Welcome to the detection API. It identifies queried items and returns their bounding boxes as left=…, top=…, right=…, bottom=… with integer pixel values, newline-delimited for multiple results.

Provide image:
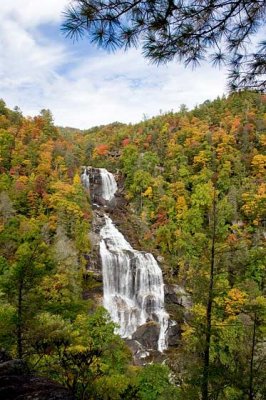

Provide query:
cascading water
left=81, top=167, right=90, bottom=188
left=86, top=167, right=169, bottom=352
left=98, top=168, right=117, bottom=201
left=100, top=216, right=169, bottom=351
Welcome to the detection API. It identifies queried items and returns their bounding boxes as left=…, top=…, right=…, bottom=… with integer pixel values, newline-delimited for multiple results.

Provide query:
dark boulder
left=132, top=321, right=160, bottom=350
left=0, top=357, right=74, bottom=400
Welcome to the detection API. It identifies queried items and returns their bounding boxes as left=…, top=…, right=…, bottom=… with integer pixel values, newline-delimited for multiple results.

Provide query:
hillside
left=0, top=92, right=265, bottom=399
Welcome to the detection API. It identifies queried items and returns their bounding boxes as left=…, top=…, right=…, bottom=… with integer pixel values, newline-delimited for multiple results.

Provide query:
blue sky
left=0, top=0, right=232, bottom=128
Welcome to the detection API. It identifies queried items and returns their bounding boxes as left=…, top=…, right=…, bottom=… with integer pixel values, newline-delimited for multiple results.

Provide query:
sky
left=0, top=0, right=231, bottom=129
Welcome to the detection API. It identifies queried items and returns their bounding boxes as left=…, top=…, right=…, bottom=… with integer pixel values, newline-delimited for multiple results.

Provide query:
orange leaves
left=34, top=175, right=47, bottom=196
left=226, top=233, right=238, bottom=245
left=94, top=144, right=109, bottom=156
left=146, top=134, right=152, bottom=143
left=225, top=288, right=247, bottom=316
left=230, top=116, right=241, bottom=134
left=122, top=138, right=130, bottom=147
left=14, top=176, right=28, bottom=191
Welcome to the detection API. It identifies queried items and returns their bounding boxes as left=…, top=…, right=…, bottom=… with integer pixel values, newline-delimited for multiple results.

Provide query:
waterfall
left=100, top=216, right=169, bottom=351
left=85, top=167, right=169, bottom=352
left=98, top=168, right=117, bottom=201
left=81, top=167, right=90, bottom=188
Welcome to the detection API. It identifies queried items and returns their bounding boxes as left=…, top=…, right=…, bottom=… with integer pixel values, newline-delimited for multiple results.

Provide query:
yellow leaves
left=251, top=154, right=266, bottom=177
left=259, top=133, right=266, bottom=147
left=166, top=139, right=182, bottom=158
left=73, top=173, right=81, bottom=185
left=175, top=196, right=188, bottom=219
left=68, top=344, right=87, bottom=353
left=51, top=181, right=74, bottom=195
left=182, top=324, right=195, bottom=341
left=191, top=303, right=206, bottom=321
left=142, top=186, right=153, bottom=198
left=249, top=295, right=266, bottom=313
left=193, top=150, right=210, bottom=167
left=54, top=156, right=68, bottom=177
left=160, top=122, right=169, bottom=135
left=242, top=183, right=266, bottom=223
left=225, top=288, right=247, bottom=316
left=48, top=215, right=58, bottom=232
left=169, top=181, right=186, bottom=197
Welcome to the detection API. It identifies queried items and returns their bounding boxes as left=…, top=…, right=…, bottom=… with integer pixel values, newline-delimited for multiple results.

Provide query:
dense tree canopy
left=81, top=91, right=266, bottom=399
left=0, top=92, right=265, bottom=399
left=62, top=0, right=266, bottom=90
left=0, top=100, right=181, bottom=399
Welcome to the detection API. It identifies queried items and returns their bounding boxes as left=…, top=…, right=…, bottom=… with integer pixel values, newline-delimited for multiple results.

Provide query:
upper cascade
left=98, top=168, right=117, bottom=201
left=81, top=167, right=90, bottom=189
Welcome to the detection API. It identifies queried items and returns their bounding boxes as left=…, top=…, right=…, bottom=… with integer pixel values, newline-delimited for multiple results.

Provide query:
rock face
left=164, top=284, right=192, bottom=347
left=0, top=355, right=74, bottom=400
left=167, top=321, right=182, bottom=347
left=165, top=284, right=192, bottom=309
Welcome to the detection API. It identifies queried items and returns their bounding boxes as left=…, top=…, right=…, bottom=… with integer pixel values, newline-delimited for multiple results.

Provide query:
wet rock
left=125, top=340, right=150, bottom=365
left=132, top=321, right=160, bottom=350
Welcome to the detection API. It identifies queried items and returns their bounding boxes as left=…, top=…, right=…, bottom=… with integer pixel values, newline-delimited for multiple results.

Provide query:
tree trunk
left=248, top=313, right=257, bottom=400
left=17, top=279, right=23, bottom=359
left=201, top=192, right=216, bottom=400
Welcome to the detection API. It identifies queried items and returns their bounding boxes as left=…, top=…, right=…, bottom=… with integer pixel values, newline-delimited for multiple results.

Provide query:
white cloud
left=0, top=0, right=228, bottom=129
left=1, top=0, right=68, bottom=27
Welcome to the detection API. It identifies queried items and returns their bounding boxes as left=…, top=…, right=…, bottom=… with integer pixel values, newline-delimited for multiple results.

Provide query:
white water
left=100, top=216, right=169, bottom=351
left=81, top=167, right=90, bottom=188
left=99, top=168, right=117, bottom=201
left=85, top=167, right=169, bottom=352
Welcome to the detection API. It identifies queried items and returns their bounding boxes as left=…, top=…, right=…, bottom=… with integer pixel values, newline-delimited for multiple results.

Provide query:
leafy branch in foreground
left=62, top=0, right=266, bottom=91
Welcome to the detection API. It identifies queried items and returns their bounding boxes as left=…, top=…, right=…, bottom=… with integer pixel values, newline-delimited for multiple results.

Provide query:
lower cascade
left=83, top=166, right=169, bottom=352
left=100, top=216, right=169, bottom=352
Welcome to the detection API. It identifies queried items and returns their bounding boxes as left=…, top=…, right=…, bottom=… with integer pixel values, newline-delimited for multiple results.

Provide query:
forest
left=0, top=91, right=265, bottom=400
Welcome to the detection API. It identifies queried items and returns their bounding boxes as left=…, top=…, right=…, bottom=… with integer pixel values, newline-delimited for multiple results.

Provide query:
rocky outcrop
left=0, top=354, right=74, bottom=400
left=165, top=284, right=192, bottom=310
left=167, top=321, right=182, bottom=347
left=164, top=284, right=192, bottom=347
